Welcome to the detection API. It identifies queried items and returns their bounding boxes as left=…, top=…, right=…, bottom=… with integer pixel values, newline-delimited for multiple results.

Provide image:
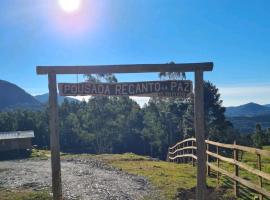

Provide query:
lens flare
left=58, top=0, right=81, bottom=13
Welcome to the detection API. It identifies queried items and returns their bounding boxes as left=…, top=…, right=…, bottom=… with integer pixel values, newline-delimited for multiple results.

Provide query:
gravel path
left=0, top=157, right=153, bottom=200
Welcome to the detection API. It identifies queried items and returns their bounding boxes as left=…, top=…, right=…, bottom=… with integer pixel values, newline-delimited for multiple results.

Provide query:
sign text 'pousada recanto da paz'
left=58, top=80, right=193, bottom=98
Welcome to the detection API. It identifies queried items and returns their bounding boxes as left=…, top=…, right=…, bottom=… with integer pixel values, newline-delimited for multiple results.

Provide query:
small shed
left=0, top=130, right=35, bottom=152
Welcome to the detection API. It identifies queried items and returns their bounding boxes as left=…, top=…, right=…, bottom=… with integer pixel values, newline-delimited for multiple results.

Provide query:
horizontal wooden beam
left=36, top=62, right=213, bottom=75
left=169, top=154, right=198, bottom=161
left=208, top=162, right=270, bottom=198
left=207, top=151, right=270, bottom=181
left=169, top=137, right=196, bottom=150
left=169, top=146, right=197, bottom=155
left=206, top=140, right=270, bottom=157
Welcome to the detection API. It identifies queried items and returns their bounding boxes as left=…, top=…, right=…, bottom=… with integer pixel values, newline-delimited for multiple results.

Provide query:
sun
left=58, top=0, right=81, bottom=13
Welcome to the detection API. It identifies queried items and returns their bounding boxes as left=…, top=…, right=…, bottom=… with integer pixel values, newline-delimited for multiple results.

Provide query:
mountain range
left=225, top=102, right=270, bottom=117
left=0, top=80, right=42, bottom=111
left=0, top=80, right=78, bottom=111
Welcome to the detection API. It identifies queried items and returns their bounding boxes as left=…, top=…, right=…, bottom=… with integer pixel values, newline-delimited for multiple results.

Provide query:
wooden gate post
left=48, top=73, right=62, bottom=200
left=194, top=70, right=207, bottom=200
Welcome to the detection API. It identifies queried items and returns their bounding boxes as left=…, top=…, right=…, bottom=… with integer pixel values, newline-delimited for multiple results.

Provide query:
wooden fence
left=168, top=138, right=270, bottom=199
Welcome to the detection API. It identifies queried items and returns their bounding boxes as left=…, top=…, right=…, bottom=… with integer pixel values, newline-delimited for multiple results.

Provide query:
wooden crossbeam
left=36, top=62, right=213, bottom=75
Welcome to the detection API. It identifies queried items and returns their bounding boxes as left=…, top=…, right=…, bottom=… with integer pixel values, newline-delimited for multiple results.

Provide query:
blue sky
left=0, top=0, right=270, bottom=106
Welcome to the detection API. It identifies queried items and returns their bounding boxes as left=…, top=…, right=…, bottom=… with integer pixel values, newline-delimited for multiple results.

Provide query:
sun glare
left=58, top=0, right=81, bottom=13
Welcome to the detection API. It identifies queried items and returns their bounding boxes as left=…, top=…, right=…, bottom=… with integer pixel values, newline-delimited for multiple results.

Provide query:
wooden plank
left=48, top=73, right=62, bottom=200
left=208, top=162, right=270, bottom=198
left=236, top=146, right=270, bottom=158
left=206, top=151, right=270, bottom=181
left=194, top=70, right=206, bottom=200
left=36, top=62, right=214, bottom=75
left=205, top=140, right=234, bottom=149
left=206, top=140, right=270, bottom=157
left=58, top=80, right=193, bottom=97
left=169, top=137, right=196, bottom=150
left=168, top=146, right=197, bottom=155
left=168, top=154, right=198, bottom=161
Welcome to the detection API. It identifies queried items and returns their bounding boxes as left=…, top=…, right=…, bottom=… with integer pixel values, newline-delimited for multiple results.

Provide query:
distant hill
left=0, top=80, right=42, bottom=111
left=35, top=93, right=80, bottom=104
left=225, top=102, right=270, bottom=117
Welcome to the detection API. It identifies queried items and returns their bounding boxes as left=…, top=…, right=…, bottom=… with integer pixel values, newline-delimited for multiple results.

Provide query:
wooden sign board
left=58, top=80, right=193, bottom=98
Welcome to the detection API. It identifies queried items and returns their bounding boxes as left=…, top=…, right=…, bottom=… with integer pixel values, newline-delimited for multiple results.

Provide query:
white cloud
left=73, top=96, right=91, bottom=102
left=129, top=97, right=150, bottom=107
left=72, top=96, right=150, bottom=107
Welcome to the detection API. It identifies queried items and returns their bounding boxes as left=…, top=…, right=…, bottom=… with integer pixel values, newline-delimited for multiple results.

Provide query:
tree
left=159, top=62, right=186, bottom=80
left=267, top=128, right=270, bottom=144
left=142, top=102, right=168, bottom=158
left=84, top=73, right=117, bottom=83
left=252, top=123, right=264, bottom=148
left=203, top=81, right=234, bottom=142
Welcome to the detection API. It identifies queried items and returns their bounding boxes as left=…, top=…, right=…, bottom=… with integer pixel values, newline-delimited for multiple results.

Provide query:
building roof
left=0, top=130, right=35, bottom=140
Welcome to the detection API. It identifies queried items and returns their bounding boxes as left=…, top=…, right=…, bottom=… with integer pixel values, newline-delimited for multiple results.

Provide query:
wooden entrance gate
left=36, top=62, right=213, bottom=200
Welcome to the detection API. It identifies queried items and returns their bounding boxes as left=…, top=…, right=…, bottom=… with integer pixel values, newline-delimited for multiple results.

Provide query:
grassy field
left=0, top=188, right=50, bottom=200
left=2, top=147, right=270, bottom=199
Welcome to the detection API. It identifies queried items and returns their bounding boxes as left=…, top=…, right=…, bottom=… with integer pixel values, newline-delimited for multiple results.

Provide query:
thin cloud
left=219, top=84, right=270, bottom=106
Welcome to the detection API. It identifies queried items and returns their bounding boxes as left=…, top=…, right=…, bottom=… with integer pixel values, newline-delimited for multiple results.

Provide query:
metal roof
left=0, top=130, right=35, bottom=140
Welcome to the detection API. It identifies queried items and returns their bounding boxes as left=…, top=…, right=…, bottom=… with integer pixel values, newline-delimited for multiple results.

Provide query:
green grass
left=87, top=153, right=235, bottom=199
left=0, top=188, right=51, bottom=200
left=30, top=149, right=51, bottom=160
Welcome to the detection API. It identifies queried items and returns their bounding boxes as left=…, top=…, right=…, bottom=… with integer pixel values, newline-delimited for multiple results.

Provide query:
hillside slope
left=0, top=80, right=42, bottom=111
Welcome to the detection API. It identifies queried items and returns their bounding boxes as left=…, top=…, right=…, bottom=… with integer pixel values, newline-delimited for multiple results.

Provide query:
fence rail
left=168, top=138, right=270, bottom=199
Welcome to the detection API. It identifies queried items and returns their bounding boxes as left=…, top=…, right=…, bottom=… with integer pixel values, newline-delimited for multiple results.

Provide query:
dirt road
left=0, top=157, right=153, bottom=200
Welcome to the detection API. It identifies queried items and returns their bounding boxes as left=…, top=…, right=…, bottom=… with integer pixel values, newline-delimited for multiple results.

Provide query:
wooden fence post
left=207, top=140, right=210, bottom=176
left=233, top=141, right=239, bottom=197
left=216, top=146, right=220, bottom=185
left=257, top=154, right=263, bottom=200
left=192, top=139, right=195, bottom=167
left=166, top=147, right=170, bottom=162
left=48, top=73, right=62, bottom=200
left=194, top=70, right=207, bottom=200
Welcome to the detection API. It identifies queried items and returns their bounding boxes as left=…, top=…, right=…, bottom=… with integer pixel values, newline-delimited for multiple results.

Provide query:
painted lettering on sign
left=58, top=80, right=193, bottom=98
